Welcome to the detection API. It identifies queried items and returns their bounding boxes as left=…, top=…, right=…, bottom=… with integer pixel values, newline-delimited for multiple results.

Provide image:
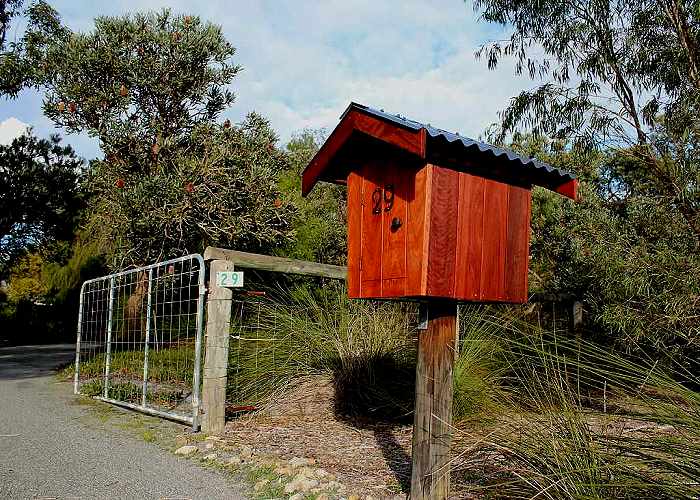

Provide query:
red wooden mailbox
left=302, top=103, right=577, bottom=302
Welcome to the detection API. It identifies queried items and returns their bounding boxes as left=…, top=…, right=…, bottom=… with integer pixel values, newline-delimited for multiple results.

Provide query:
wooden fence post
left=411, top=300, right=457, bottom=500
left=202, top=259, right=235, bottom=434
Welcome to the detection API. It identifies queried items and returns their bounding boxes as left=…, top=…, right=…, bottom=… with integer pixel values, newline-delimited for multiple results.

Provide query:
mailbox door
left=358, top=159, right=409, bottom=297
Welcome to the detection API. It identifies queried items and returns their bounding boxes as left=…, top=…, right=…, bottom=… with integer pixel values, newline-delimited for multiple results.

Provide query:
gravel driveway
left=0, top=344, right=245, bottom=499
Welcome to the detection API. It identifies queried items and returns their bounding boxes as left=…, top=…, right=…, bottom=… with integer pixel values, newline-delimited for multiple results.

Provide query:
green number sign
left=216, top=271, right=244, bottom=288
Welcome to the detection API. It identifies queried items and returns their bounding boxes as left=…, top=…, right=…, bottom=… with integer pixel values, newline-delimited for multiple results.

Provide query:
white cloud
left=0, top=117, right=30, bottom=145
left=18, top=0, right=531, bottom=156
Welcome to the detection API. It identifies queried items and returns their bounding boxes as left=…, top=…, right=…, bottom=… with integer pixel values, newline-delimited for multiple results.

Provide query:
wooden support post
left=411, top=301, right=457, bottom=500
left=202, top=260, right=235, bottom=434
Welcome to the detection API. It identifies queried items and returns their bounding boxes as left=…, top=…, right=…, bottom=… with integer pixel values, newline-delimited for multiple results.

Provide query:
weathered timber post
left=202, top=259, right=235, bottom=434
left=411, top=301, right=457, bottom=500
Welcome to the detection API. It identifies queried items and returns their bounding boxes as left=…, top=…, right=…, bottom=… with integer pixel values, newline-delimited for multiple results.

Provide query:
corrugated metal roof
left=343, top=102, right=576, bottom=182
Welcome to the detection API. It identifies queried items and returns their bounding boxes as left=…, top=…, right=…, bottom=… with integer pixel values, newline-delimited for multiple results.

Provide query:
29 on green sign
left=216, top=271, right=244, bottom=288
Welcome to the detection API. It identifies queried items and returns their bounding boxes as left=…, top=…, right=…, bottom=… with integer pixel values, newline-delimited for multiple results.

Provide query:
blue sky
left=0, top=0, right=534, bottom=161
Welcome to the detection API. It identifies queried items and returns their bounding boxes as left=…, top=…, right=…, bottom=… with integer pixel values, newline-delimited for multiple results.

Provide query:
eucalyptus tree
left=473, top=0, right=700, bottom=237
left=472, top=0, right=700, bottom=353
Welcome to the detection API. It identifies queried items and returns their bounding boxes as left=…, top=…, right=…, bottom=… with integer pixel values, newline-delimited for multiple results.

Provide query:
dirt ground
left=222, top=375, right=415, bottom=498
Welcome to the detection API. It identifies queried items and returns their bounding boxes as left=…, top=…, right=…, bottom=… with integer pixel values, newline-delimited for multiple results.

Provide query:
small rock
left=227, top=456, right=242, bottom=466
left=240, top=445, right=253, bottom=459
left=203, top=453, right=218, bottom=460
left=289, top=456, right=311, bottom=468
left=204, top=442, right=215, bottom=450
left=174, top=445, right=198, bottom=456
left=315, top=468, right=329, bottom=478
left=253, top=479, right=269, bottom=492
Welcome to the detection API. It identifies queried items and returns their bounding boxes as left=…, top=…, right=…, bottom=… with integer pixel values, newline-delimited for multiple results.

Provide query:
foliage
left=5, top=252, right=46, bottom=302
left=472, top=0, right=700, bottom=240
left=5, top=6, right=294, bottom=268
left=87, top=115, right=296, bottom=267
left=501, top=136, right=700, bottom=354
left=453, top=318, right=700, bottom=498
left=226, top=283, right=417, bottom=419
left=279, top=129, right=347, bottom=265
left=0, top=132, right=84, bottom=275
left=0, top=0, right=23, bottom=50
left=0, top=0, right=67, bottom=96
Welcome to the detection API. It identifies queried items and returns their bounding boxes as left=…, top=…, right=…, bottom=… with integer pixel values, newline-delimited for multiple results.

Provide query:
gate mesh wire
left=75, top=256, right=203, bottom=420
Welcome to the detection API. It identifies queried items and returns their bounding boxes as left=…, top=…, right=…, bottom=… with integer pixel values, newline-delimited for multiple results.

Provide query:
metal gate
left=73, top=254, right=205, bottom=430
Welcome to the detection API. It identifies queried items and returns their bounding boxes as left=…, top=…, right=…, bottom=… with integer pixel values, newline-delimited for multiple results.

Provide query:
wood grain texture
left=202, top=260, right=235, bottom=434
left=479, top=179, right=508, bottom=300
left=425, top=165, right=459, bottom=297
left=504, top=185, right=531, bottom=302
left=407, top=165, right=428, bottom=296
left=301, top=113, right=356, bottom=196
left=381, top=160, right=408, bottom=281
left=554, top=178, right=578, bottom=200
left=203, top=247, right=346, bottom=279
left=353, top=111, right=425, bottom=158
left=347, top=171, right=362, bottom=298
left=466, top=175, right=486, bottom=300
left=411, top=301, right=456, bottom=499
left=360, top=161, right=384, bottom=296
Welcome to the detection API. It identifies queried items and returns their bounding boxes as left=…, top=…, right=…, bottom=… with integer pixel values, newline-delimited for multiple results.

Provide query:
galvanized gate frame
left=73, top=254, right=206, bottom=430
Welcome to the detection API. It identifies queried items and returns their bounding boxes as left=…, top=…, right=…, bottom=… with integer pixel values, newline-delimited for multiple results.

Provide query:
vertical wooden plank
left=465, top=176, right=485, bottom=300
left=407, top=164, right=428, bottom=296
left=381, top=159, right=408, bottom=296
left=202, top=260, right=234, bottom=434
left=360, top=161, right=383, bottom=297
left=347, top=171, right=362, bottom=299
left=504, top=185, right=531, bottom=303
left=454, top=173, right=469, bottom=298
left=426, top=165, right=459, bottom=298
left=411, top=300, right=456, bottom=500
left=480, top=180, right=508, bottom=301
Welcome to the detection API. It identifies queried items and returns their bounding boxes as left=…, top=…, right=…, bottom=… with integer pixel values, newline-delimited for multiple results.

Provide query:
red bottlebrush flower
left=273, top=198, right=282, bottom=208
left=151, top=143, right=160, bottom=155
left=119, top=84, right=128, bottom=97
left=185, top=182, right=194, bottom=193
left=223, top=119, right=231, bottom=129
left=115, top=178, right=125, bottom=189
left=68, top=102, right=77, bottom=113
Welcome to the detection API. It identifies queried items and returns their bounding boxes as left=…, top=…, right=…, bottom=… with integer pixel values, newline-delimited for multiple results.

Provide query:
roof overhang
left=302, top=102, right=577, bottom=200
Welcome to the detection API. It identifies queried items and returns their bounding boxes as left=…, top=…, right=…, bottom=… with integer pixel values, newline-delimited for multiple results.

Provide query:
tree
left=87, top=114, right=296, bottom=268
left=0, top=1, right=67, bottom=97
left=279, top=129, right=347, bottom=265
left=0, top=132, right=83, bottom=275
left=473, top=0, right=700, bottom=239
left=6, top=6, right=295, bottom=268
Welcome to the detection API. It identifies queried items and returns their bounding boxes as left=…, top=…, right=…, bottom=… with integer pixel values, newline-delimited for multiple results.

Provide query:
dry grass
left=223, top=375, right=414, bottom=497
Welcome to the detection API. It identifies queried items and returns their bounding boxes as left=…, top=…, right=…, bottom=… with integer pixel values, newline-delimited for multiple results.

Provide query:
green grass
left=68, top=345, right=195, bottom=384
left=450, top=315, right=700, bottom=499
left=227, top=284, right=417, bottom=419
